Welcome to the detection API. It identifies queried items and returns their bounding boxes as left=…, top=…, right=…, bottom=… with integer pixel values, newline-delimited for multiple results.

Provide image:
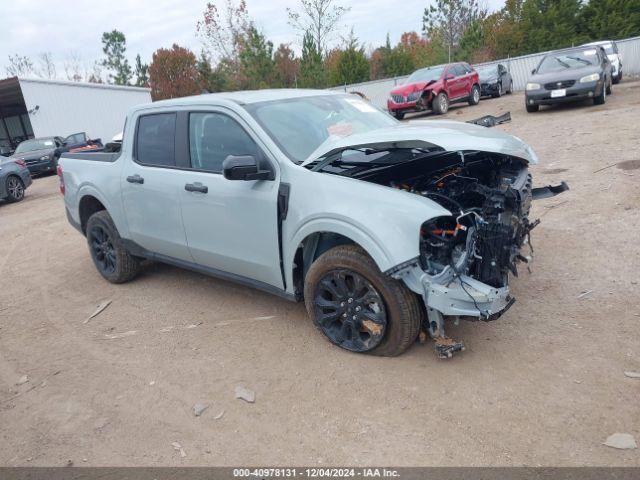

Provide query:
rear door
left=178, top=109, right=283, bottom=288
left=121, top=112, right=193, bottom=261
left=448, top=65, right=466, bottom=99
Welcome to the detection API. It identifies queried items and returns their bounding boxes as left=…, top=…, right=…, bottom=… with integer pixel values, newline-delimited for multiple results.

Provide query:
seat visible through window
left=190, top=113, right=259, bottom=173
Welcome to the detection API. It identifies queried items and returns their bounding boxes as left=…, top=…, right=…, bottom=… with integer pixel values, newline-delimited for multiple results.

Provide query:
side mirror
left=223, top=155, right=272, bottom=181
left=531, top=69, right=536, bottom=74
left=445, top=74, right=455, bottom=80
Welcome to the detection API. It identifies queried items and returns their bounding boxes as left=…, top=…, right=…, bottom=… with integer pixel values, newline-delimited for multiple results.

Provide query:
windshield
left=537, top=49, right=599, bottom=73
left=476, top=65, right=497, bottom=77
left=14, top=138, right=55, bottom=154
left=244, top=94, right=397, bottom=163
left=405, top=66, right=445, bottom=84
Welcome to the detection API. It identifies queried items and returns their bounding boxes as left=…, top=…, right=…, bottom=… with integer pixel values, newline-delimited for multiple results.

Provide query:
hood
left=301, top=119, right=538, bottom=166
left=11, top=147, right=56, bottom=161
left=390, top=80, right=438, bottom=96
left=531, top=65, right=601, bottom=83
left=479, top=71, right=498, bottom=82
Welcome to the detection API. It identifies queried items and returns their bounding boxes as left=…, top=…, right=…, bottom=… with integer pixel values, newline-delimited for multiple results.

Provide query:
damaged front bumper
left=391, top=262, right=513, bottom=320
left=389, top=261, right=516, bottom=358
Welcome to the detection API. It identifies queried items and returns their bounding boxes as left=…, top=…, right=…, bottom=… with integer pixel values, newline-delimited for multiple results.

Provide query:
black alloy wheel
left=313, top=269, right=387, bottom=352
left=88, top=224, right=117, bottom=275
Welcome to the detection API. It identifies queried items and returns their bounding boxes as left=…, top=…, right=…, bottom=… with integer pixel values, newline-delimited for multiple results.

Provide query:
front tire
left=304, top=245, right=421, bottom=357
left=86, top=210, right=140, bottom=283
left=5, top=175, right=25, bottom=203
left=492, top=82, right=503, bottom=98
left=432, top=92, right=449, bottom=115
left=468, top=85, right=480, bottom=105
left=526, top=103, right=539, bottom=113
left=393, top=111, right=405, bottom=120
left=613, top=70, right=621, bottom=84
left=594, top=83, right=606, bottom=105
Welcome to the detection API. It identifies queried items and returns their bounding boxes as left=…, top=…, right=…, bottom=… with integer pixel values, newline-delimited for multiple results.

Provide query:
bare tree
left=64, top=51, right=84, bottom=82
left=36, top=52, right=57, bottom=79
left=287, top=0, right=350, bottom=55
left=196, top=0, right=251, bottom=69
left=5, top=54, right=35, bottom=77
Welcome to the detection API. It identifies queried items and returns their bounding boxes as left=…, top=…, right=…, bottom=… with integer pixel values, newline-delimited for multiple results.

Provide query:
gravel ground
left=1, top=81, right=639, bottom=467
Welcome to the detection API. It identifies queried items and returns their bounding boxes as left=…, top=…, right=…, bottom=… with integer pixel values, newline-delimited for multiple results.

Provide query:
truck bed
left=61, top=152, right=120, bottom=163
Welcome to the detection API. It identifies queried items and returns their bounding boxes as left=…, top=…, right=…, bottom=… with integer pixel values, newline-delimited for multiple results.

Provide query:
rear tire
left=86, top=210, right=140, bottom=283
left=432, top=92, right=449, bottom=115
left=5, top=175, right=25, bottom=203
left=526, top=103, right=539, bottom=113
left=468, top=85, right=480, bottom=105
left=304, top=244, right=422, bottom=357
left=507, top=80, right=513, bottom=94
left=606, top=77, right=612, bottom=95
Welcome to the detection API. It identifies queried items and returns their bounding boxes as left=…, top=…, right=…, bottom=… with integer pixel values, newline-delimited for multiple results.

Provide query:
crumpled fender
left=281, top=166, right=451, bottom=293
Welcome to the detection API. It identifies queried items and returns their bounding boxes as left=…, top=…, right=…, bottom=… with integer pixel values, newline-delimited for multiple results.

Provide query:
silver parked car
left=59, top=90, right=566, bottom=358
left=0, top=156, right=32, bottom=203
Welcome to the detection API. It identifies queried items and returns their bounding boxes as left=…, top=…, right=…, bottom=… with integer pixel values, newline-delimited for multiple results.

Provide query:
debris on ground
left=624, top=371, right=640, bottom=379
left=235, top=386, right=255, bottom=403
left=16, top=375, right=29, bottom=385
left=593, top=163, right=618, bottom=173
left=171, top=441, right=187, bottom=457
left=103, top=330, right=137, bottom=339
left=149, top=380, right=156, bottom=386
left=577, top=290, right=593, bottom=299
left=193, top=403, right=209, bottom=417
left=603, top=433, right=637, bottom=450
left=84, top=300, right=112, bottom=324
left=214, top=410, right=225, bottom=420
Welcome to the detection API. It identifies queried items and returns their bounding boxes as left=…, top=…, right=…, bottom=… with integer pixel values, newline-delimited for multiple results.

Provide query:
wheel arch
left=78, top=194, right=107, bottom=234
left=287, top=223, right=393, bottom=300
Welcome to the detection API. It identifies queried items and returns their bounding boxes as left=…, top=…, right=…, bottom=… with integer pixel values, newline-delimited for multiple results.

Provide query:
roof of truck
left=150, top=88, right=340, bottom=108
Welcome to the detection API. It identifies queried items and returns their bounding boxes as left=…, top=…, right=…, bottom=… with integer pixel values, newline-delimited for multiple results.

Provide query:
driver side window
left=189, top=112, right=260, bottom=174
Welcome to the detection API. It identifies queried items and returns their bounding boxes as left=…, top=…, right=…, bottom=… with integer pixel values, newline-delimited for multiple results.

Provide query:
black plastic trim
left=277, top=183, right=291, bottom=290
left=120, top=239, right=298, bottom=302
left=532, top=181, right=569, bottom=200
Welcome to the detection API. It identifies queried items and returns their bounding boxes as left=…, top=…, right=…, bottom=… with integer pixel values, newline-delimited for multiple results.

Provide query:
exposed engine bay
left=309, top=145, right=568, bottom=357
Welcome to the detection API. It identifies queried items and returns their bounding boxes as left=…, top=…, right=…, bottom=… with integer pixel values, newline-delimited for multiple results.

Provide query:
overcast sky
left=1, top=0, right=506, bottom=79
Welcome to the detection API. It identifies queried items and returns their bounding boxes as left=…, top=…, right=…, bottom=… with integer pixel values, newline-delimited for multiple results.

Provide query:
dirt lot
left=1, top=81, right=639, bottom=467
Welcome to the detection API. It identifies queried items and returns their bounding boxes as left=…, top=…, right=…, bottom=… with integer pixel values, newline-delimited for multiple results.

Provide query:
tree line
left=5, top=0, right=640, bottom=100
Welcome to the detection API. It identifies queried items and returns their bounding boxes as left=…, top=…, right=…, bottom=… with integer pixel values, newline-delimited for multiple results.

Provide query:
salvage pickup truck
left=59, top=89, right=566, bottom=358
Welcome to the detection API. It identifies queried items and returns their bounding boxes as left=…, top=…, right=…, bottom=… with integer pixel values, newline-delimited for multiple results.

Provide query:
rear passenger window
left=135, top=113, right=176, bottom=167
left=189, top=112, right=260, bottom=173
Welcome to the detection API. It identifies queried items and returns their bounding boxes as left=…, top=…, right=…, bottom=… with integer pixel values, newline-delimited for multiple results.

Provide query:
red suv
left=387, top=62, right=481, bottom=119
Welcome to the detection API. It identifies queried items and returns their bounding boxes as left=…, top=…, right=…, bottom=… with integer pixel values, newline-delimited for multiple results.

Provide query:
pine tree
left=299, top=31, right=325, bottom=88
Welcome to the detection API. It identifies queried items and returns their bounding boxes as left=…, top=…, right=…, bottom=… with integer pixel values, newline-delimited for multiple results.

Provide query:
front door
left=178, top=110, right=283, bottom=289
left=121, top=112, right=192, bottom=261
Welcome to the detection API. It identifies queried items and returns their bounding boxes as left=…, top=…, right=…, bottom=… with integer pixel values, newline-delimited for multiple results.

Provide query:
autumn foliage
left=148, top=44, right=201, bottom=101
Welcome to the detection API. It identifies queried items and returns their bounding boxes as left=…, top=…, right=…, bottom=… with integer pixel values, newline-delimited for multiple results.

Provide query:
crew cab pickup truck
left=59, top=89, right=566, bottom=358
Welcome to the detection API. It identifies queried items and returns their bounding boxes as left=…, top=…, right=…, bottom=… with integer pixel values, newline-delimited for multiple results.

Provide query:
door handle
left=185, top=182, right=208, bottom=194
left=126, top=174, right=144, bottom=184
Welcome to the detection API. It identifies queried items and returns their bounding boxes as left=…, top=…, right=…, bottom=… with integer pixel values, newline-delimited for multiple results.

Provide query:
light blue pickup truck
left=59, top=89, right=566, bottom=358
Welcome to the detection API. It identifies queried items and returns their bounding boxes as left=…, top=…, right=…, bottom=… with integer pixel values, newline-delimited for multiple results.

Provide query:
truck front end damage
left=304, top=118, right=568, bottom=357
left=379, top=150, right=566, bottom=357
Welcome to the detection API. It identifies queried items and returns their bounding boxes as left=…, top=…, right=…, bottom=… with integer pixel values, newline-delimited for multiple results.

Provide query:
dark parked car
left=0, top=156, right=32, bottom=203
left=525, top=46, right=613, bottom=112
left=11, top=137, right=65, bottom=175
left=387, top=62, right=480, bottom=119
left=475, top=63, right=513, bottom=98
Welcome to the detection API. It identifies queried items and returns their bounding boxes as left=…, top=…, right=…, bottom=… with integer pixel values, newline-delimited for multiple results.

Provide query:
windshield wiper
left=554, top=57, right=571, bottom=68
left=566, top=56, right=591, bottom=65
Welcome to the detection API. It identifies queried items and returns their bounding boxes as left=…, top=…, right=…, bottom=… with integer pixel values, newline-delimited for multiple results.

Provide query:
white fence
left=330, top=36, right=640, bottom=109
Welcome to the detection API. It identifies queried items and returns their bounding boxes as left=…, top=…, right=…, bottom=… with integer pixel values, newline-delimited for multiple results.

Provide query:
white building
left=0, top=77, right=151, bottom=154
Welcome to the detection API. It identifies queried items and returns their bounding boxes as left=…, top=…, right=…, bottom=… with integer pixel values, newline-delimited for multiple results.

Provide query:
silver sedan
left=0, top=157, right=33, bottom=203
